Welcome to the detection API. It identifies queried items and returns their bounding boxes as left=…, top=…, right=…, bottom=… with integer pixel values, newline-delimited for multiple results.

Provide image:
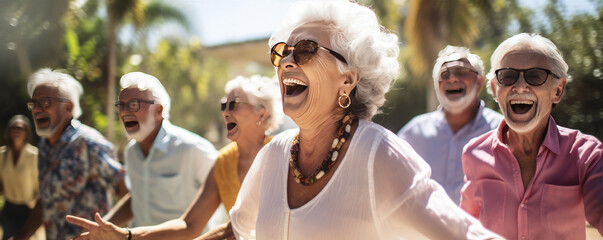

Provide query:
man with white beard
left=102, top=72, right=217, bottom=229
left=14, top=68, right=126, bottom=240
left=397, top=46, right=502, bottom=204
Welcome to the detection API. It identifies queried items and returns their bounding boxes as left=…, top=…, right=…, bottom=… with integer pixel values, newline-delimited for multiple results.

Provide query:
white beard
left=36, top=127, right=57, bottom=138
left=35, top=109, right=65, bottom=138
left=125, top=110, right=157, bottom=142
left=436, top=82, right=479, bottom=115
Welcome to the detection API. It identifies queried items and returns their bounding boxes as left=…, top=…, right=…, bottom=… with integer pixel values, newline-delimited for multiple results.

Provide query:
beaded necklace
left=289, top=113, right=355, bottom=185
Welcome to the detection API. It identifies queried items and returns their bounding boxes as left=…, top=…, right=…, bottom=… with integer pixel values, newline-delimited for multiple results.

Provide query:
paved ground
left=587, top=225, right=603, bottom=240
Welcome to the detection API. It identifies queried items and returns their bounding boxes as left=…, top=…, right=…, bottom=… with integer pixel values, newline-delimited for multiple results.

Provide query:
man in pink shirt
left=460, top=33, right=603, bottom=240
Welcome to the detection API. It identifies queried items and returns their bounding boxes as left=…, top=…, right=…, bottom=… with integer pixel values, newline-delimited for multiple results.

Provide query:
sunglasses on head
left=270, top=40, right=348, bottom=67
left=440, top=67, right=478, bottom=81
left=494, top=67, right=560, bottom=86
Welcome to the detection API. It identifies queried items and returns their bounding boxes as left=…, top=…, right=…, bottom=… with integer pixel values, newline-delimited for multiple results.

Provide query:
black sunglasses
left=270, top=40, right=348, bottom=67
left=221, top=98, right=248, bottom=112
left=495, top=68, right=560, bottom=86
left=115, top=99, right=155, bottom=112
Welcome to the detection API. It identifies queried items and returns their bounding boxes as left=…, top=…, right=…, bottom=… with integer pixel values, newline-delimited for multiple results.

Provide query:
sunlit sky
left=144, top=0, right=597, bottom=48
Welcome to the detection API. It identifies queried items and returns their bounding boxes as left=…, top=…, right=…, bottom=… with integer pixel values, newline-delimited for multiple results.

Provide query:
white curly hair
left=224, top=75, right=283, bottom=134
left=269, top=0, right=400, bottom=120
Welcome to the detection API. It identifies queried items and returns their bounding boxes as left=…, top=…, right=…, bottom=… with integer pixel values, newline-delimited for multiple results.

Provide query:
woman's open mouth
left=227, top=122, right=237, bottom=131
left=283, top=78, right=308, bottom=97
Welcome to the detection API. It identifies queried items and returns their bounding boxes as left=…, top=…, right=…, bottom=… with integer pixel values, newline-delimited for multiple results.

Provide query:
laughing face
left=222, top=89, right=265, bottom=142
left=118, top=88, right=161, bottom=142
left=435, top=60, right=482, bottom=114
left=276, top=22, right=350, bottom=126
left=492, top=51, right=566, bottom=133
left=30, top=84, right=72, bottom=138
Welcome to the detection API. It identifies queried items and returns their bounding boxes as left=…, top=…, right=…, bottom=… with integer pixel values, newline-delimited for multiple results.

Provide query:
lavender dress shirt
left=397, top=101, right=502, bottom=203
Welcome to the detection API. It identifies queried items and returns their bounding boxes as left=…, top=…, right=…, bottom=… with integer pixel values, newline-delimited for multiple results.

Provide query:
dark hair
left=5, top=115, right=33, bottom=149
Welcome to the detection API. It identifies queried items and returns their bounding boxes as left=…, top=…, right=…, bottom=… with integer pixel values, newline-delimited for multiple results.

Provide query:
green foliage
left=540, top=1, right=603, bottom=139
left=127, top=39, right=230, bottom=145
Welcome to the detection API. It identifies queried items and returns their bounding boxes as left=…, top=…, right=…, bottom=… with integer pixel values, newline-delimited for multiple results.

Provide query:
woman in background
left=1, top=115, right=44, bottom=240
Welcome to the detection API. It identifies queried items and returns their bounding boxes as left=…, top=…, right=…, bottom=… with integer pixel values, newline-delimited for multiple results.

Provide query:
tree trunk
left=15, top=43, right=32, bottom=78
left=106, top=20, right=117, bottom=142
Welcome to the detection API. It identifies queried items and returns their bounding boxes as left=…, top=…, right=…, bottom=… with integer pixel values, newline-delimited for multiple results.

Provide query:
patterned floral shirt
left=37, top=120, right=124, bottom=239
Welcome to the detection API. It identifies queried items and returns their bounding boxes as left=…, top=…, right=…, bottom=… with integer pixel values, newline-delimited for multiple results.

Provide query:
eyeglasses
left=270, top=40, right=348, bottom=67
left=440, top=67, right=478, bottom=81
left=115, top=99, right=155, bottom=112
left=221, top=98, right=248, bottom=112
left=495, top=68, right=560, bottom=86
left=27, top=97, right=70, bottom=111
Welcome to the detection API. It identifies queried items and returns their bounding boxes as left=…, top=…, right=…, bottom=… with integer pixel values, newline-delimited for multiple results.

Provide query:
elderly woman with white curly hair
left=198, top=1, right=501, bottom=239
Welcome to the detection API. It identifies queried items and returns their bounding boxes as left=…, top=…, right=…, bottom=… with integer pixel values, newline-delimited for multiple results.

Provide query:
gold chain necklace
left=289, top=113, right=355, bottom=185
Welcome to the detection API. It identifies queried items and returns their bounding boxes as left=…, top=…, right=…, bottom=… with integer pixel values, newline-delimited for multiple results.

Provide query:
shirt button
left=521, top=235, right=526, bottom=239
left=520, top=203, right=526, bottom=208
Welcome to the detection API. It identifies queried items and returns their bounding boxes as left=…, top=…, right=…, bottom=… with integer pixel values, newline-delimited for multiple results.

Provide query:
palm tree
left=105, top=0, right=189, bottom=141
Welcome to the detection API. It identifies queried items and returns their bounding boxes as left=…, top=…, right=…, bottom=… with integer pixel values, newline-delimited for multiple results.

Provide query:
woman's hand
left=66, top=212, right=128, bottom=240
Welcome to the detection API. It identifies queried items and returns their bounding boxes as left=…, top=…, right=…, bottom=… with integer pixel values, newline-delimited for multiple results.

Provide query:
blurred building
left=202, top=37, right=274, bottom=79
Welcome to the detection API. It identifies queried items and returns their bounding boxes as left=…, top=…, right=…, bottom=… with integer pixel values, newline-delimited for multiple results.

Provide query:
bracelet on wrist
left=123, top=227, right=132, bottom=240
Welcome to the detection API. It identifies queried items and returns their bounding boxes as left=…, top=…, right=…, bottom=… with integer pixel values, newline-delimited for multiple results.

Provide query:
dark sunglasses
left=221, top=98, right=247, bottom=112
left=115, top=99, right=155, bottom=112
left=440, top=67, right=478, bottom=81
left=27, top=97, right=70, bottom=111
left=495, top=68, right=560, bottom=86
left=270, top=40, right=348, bottom=67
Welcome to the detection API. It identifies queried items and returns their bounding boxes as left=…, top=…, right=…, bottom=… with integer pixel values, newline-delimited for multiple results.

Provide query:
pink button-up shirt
left=460, top=117, right=603, bottom=240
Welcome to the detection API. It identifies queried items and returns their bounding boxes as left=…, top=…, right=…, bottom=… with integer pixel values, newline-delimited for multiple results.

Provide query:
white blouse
left=230, top=120, right=499, bottom=240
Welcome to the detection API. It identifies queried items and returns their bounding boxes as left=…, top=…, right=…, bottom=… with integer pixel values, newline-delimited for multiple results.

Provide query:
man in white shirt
left=397, top=46, right=502, bottom=204
left=104, top=72, right=217, bottom=227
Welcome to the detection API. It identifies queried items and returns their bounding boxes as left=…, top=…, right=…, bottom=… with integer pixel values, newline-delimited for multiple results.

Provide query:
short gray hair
left=487, top=33, right=569, bottom=96
left=432, top=45, right=484, bottom=82
left=27, top=68, right=84, bottom=119
left=269, top=0, right=400, bottom=120
left=120, top=72, right=171, bottom=120
left=224, top=75, right=283, bottom=134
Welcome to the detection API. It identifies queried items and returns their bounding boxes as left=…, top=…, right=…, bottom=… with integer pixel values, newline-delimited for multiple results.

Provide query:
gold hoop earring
left=338, top=92, right=351, bottom=109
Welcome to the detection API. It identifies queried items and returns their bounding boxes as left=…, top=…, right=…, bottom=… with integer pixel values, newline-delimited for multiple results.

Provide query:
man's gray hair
left=432, top=45, right=485, bottom=82
left=120, top=72, right=171, bottom=120
left=27, top=68, right=84, bottom=119
left=487, top=33, right=569, bottom=96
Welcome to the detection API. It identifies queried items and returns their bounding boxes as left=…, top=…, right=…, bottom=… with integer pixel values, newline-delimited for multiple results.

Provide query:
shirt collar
left=494, top=116, right=561, bottom=155
left=436, top=100, right=486, bottom=132
left=59, top=119, right=80, bottom=143
left=149, top=120, right=169, bottom=154
left=541, top=116, right=561, bottom=155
